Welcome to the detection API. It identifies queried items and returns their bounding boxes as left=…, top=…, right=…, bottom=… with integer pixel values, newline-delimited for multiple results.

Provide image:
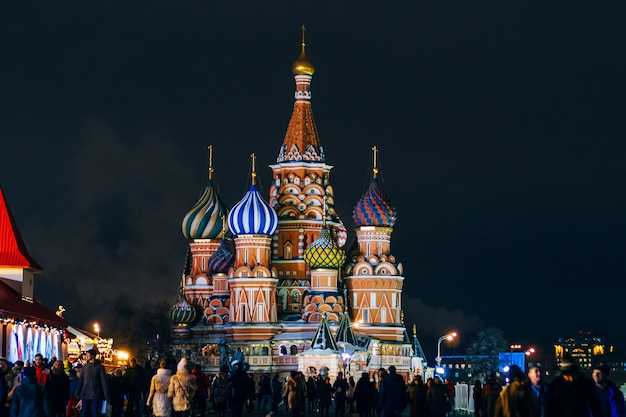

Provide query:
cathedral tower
left=227, top=154, right=281, bottom=340
left=181, top=146, right=229, bottom=306
left=343, top=147, right=405, bottom=342
left=269, top=26, right=347, bottom=319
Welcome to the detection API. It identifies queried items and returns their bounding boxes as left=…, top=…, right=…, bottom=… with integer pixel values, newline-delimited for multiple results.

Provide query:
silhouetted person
left=472, top=380, right=483, bottom=417
left=45, top=360, right=69, bottom=417
left=546, top=353, right=602, bottom=417
left=427, top=376, right=449, bottom=417
left=353, top=373, right=375, bottom=417
left=378, top=366, right=406, bottom=417
left=333, top=372, right=349, bottom=417
left=124, top=357, right=147, bottom=417
left=482, top=375, right=501, bottom=417
left=406, top=375, right=429, bottom=417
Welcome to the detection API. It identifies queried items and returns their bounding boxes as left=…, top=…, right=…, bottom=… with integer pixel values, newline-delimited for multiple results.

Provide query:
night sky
left=2, top=2, right=625, bottom=361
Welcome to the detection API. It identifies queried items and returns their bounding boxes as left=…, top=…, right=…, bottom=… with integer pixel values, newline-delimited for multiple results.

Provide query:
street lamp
left=436, top=331, right=457, bottom=366
left=341, top=351, right=351, bottom=375
left=93, top=323, right=100, bottom=338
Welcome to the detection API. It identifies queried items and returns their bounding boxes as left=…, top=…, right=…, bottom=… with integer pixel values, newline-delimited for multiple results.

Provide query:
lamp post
left=341, top=351, right=351, bottom=376
left=93, top=322, right=100, bottom=338
left=436, top=332, right=457, bottom=367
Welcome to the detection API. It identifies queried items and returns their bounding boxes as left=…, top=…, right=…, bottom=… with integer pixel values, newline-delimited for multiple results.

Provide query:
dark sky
left=2, top=2, right=625, bottom=360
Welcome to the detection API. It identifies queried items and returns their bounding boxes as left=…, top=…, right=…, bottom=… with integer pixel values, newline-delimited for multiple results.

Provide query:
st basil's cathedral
left=169, top=29, right=426, bottom=380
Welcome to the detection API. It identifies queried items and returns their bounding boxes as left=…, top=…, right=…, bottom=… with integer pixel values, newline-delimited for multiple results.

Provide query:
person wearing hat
left=591, top=364, right=625, bottom=417
left=546, top=353, right=602, bottom=417
left=75, top=348, right=110, bottom=417
left=167, top=357, right=196, bottom=417
left=9, top=366, right=53, bottom=416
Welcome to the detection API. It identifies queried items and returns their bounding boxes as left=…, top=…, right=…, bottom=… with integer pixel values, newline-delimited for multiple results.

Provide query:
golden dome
left=292, top=25, right=315, bottom=76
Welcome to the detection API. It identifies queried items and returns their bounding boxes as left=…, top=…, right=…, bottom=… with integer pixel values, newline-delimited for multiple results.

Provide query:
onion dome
left=353, top=146, right=397, bottom=227
left=292, top=25, right=315, bottom=76
left=304, top=225, right=346, bottom=269
left=182, top=146, right=228, bottom=240
left=228, top=153, right=278, bottom=236
left=171, top=286, right=197, bottom=326
left=207, top=234, right=235, bottom=274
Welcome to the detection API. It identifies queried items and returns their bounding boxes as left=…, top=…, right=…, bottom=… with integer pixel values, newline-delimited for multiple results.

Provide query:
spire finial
left=322, top=195, right=327, bottom=226
left=208, top=145, right=214, bottom=180
left=372, top=146, right=379, bottom=179
left=413, top=323, right=417, bottom=336
left=250, top=153, right=257, bottom=185
left=301, top=25, right=306, bottom=51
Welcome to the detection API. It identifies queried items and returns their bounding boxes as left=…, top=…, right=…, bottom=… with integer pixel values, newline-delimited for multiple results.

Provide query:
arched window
left=284, top=242, right=293, bottom=260
left=292, top=291, right=300, bottom=304
left=290, top=345, right=298, bottom=355
left=279, top=345, right=287, bottom=355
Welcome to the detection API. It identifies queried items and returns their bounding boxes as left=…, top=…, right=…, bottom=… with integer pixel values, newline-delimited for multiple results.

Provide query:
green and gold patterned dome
left=171, top=286, right=197, bottom=326
left=304, top=226, right=346, bottom=269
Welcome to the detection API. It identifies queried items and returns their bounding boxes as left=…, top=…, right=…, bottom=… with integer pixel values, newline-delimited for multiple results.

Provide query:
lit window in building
left=381, top=307, right=386, bottom=323
left=363, top=309, right=369, bottom=323
left=370, top=293, right=376, bottom=307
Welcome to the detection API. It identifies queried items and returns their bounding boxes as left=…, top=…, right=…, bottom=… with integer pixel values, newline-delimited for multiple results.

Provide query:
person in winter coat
left=9, top=366, right=53, bottom=417
left=147, top=361, right=172, bottom=417
left=259, top=373, right=273, bottom=413
left=191, top=365, right=210, bottom=417
left=66, top=366, right=81, bottom=417
left=472, top=380, right=484, bottom=417
left=591, top=364, right=625, bottom=417
left=482, top=377, right=502, bottom=417
left=316, top=377, right=333, bottom=417
left=107, top=368, right=125, bottom=417
left=211, top=365, right=232, bottom=417
left=75, top=349, right=110, bottom=417
left=426, top=376, right=449, bottom=417
left=353, top=372, right=375, bottom=417
left=286, top=371, right=306, bottom=417
left=546, top=354, right=602, bottom=417
left=123, top=357, right=147, bottom=417
left=526, top=366, right=547, bottom=417
left=167, top=358, right=196, bottom=417
left=378, top=366, right=406, bottom=417
left=0, top=359, right=8, bottom=417
left=229, top=360, right=249, bottom=417
left=406, top=375, right=429, bottom=417
left=44, top=360, right=69, bottom=417
left=270, top=373, right=282, bottom=413
left=493, top=365, right=534, bottom=417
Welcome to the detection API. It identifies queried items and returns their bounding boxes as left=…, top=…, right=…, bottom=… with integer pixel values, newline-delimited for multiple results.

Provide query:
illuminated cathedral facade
left=169, top=29, right=421, bottom=379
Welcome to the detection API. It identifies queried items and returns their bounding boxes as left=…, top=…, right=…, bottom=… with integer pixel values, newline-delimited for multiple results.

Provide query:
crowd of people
left=470, top=353, right=625, bottom=417
left=1, top=350, right=624, bottom=417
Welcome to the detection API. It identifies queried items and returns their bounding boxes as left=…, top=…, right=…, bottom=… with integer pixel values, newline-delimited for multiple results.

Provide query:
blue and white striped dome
left=228, top=184, right=278, bottom=236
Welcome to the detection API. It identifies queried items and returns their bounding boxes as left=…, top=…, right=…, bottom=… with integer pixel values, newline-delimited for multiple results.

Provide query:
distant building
left=166, top=30, right=421, bottom=380
left=554, top=331, right=612, bottom=371
left=0, top=186, right=69, bottom=362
